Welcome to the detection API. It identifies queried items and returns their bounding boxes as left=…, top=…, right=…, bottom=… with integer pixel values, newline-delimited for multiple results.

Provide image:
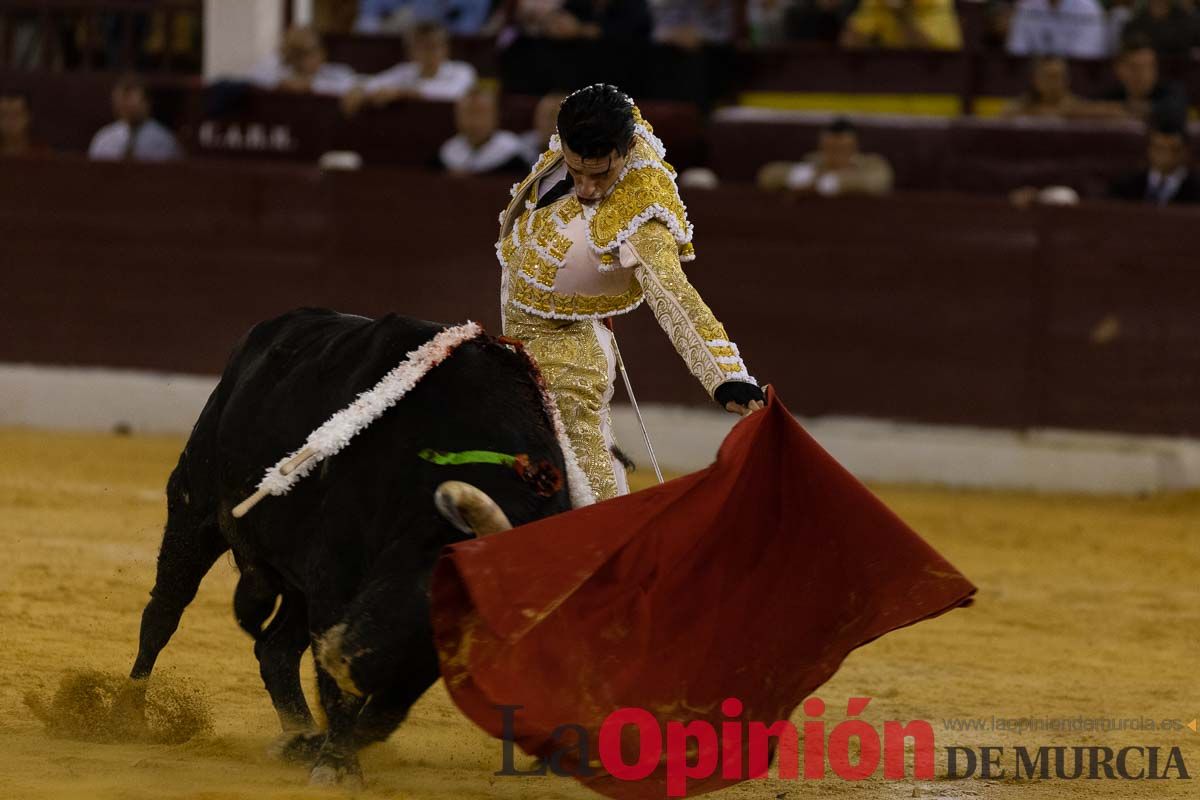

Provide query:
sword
left=604, top=319, right=664, bottom=484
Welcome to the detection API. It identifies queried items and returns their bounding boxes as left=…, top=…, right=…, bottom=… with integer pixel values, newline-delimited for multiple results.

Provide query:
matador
left=497, top=84, right=764, bottom=501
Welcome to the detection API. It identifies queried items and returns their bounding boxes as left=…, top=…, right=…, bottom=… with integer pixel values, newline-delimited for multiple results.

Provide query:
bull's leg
left=307, top=560, right=441, bottom=787
left=234, top=567, right=315, bottom=735
left=337, top=641, right=440, bottom=747
left=255, top=592, right=315, bottom=734
left=306, top=666, right=367, bottom=787
left=130, top=521, right=228, bottom=682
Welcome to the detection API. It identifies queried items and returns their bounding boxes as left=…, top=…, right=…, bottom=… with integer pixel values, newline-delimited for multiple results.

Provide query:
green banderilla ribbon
left=418, top=449, right=518, bottom=468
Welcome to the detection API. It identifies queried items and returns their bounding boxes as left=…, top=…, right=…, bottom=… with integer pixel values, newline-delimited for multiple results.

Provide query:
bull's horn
left=435, top=481, right=512, bottom=537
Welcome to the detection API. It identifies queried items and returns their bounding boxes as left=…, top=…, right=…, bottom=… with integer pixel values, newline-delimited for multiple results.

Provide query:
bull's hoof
left=309, top=756, right=364, bottom=790
left=268, top=730, right=325, bottom=764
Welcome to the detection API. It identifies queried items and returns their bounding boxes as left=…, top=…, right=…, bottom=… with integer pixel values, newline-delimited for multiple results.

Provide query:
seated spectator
left=0, top=90, right=50, bottom=157
left=1121, top=0, right=1200, bottom=58
left=749, top=0, right=791, bottom=45
left=520, top=91, right=567, bottom=162
left=356, top=22, right=477, bottom=105
left=1006, top=0, right=1110, bottom=59
left=246, top=26, right=359, bottom=96
left=756, top=118, right=894, bottom=196
left=533, top=0, right=652, bottom=41
left=1000, top=56, right=1090, bottom=117
left=439, top=86, right=529, bottom=175
left=840, top=0, right=963, bottom=50
left=1109, top=117, right=1200, bottom=205
left=87, top=74, right=181, bottom=162
left=355, top=0, right=494, bottom=35
left=1091, top=36, right=1189, bottom=122
left=653, top=0, right=735, bottom=48
left=785, top=0, right=856, bottom=43
left=513, top=0, right=566, bottom=36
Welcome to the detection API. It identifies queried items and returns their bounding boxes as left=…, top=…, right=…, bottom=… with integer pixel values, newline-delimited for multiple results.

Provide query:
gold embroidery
left=497, top=128, right=695, bottom=291
left=504, top=312, right=622, bottom=500
left=510, top=274, right=644, bottom=319
left=556, top=195, right=582, bottom=225
left=589, top=137, right=691, bottom=256
left=629, top=222, right=750, bottom=397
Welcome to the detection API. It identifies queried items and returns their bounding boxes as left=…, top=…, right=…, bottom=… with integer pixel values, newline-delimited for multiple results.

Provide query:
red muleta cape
left=431, top=388, right=976, bottom=798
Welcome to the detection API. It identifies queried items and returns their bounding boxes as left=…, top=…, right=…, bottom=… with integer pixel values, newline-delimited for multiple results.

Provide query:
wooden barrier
left=1, top=157, right=1197, bottom=436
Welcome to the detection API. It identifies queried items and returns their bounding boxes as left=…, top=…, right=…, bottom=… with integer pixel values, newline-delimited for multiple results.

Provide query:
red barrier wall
left=2, top=157, right=1197, bottom=436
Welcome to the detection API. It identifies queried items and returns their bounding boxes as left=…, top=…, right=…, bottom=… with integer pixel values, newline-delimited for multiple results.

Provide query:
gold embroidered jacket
left=497, top=110, right=755, bottom=398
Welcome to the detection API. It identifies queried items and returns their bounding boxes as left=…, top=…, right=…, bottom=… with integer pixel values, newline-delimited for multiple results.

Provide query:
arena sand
left=0, top=427, right=1196, bottom=800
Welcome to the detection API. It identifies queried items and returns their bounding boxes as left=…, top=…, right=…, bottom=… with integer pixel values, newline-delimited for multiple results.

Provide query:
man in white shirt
left=88, top=74, right=182, bottom=162
left=352, top=22, right=476, bottom=109
left=1006, top=0, right=1110, bottom=59
left=439, top=86, right=528, bottom=175
left=246, top=26, right=360, bottom=97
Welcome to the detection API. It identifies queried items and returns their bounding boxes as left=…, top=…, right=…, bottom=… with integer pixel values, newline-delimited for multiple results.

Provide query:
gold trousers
left=504, top=311, right=629, bottom=501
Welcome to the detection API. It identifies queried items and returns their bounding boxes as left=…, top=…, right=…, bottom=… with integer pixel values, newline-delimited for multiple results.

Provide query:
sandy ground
left=0, top=427, right=1197, bottom=800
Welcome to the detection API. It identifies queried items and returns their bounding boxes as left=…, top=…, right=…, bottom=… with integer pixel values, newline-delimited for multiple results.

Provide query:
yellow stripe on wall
left=738, top=92, right=963, bottom=117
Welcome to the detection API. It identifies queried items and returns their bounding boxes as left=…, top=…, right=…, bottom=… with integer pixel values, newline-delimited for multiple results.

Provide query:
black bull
left=128, top=308, right=574, bottom=785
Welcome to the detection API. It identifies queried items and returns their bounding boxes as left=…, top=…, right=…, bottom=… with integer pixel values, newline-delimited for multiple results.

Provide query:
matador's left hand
left=726, top=399, right=765, bottom=417
left=714, top=381, right=766, bottom=417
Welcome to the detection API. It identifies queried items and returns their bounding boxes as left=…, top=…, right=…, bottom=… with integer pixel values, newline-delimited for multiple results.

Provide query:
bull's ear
left=434, top=481, right=513, bottom=537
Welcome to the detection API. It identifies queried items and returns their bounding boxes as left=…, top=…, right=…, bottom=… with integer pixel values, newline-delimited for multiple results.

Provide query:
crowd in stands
left=3, top=1, right=1200, bottom=209
left=1001, top=34, right=1189, bottom=121
left=317, top=0, right=1200, bottom=56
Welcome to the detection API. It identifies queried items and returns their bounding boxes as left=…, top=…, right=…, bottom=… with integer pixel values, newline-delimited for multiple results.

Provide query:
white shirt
left=1007, top=0, right=1110, bottom=59
left=245, top=58, right=361, bottom=96
left=363, top=61, right=477, bottom=102
left=88, top=119, right=182, bottom=161
left=1147, top=168, right=1187, bottom=205
left=439, top=130, right=526, bottom=174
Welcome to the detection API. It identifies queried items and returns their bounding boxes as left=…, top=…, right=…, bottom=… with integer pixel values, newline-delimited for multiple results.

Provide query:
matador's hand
left=726, top=399, right=765, bottom=417
left=714, top=381, right=766, bottom=417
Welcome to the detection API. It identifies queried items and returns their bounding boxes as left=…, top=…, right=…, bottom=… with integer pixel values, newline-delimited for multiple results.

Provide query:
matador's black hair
left=556, top=84, right=636, bottom=159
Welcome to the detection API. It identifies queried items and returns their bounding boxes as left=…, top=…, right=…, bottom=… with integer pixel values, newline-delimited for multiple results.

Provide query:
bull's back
left=173, top=308, right=570, bottom=585
left=212, top=309, right=445, bottom=481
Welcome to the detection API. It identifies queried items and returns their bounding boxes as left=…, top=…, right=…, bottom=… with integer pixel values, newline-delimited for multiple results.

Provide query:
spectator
left=540, top=0, right=653, bottom=41
left=840, top=0, right=964, bottom=50
left=0, top=90, right=49, bottom=157
left=246, top=26, right=360, bottom=96
left=520, top=91, right=567, bottom=162
left=1121, top=0, right=1200, bottom=58
left=786, top=0, right=856, bottom=43
left=1092, top=36, right=1189, bottom=122
left=356, top=22, right=477, bottom=105
left=1106, top=0, right=1137, bottom=55
left=355, top=0, right=494, bottom=35
left=1109, top=117, right=1200, bottom=204
left=756, top=118, right=894, bottom=196
left=88, top=74, right=181, bottom=161
left=439, top=86, right=529, bottom=175
left=1000, top=56, right=1090, bottom=117
left=513, top=0, right=569, bottom=36
left=653, top=0, right=735, bottom=47
left=749, top=0, right=792, bottom=44
left=1006, top=0, right=1110, bottom=59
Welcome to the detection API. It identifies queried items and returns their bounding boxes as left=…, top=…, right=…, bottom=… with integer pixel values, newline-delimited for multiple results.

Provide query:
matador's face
left=561, top=142, right=627, bottom=204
